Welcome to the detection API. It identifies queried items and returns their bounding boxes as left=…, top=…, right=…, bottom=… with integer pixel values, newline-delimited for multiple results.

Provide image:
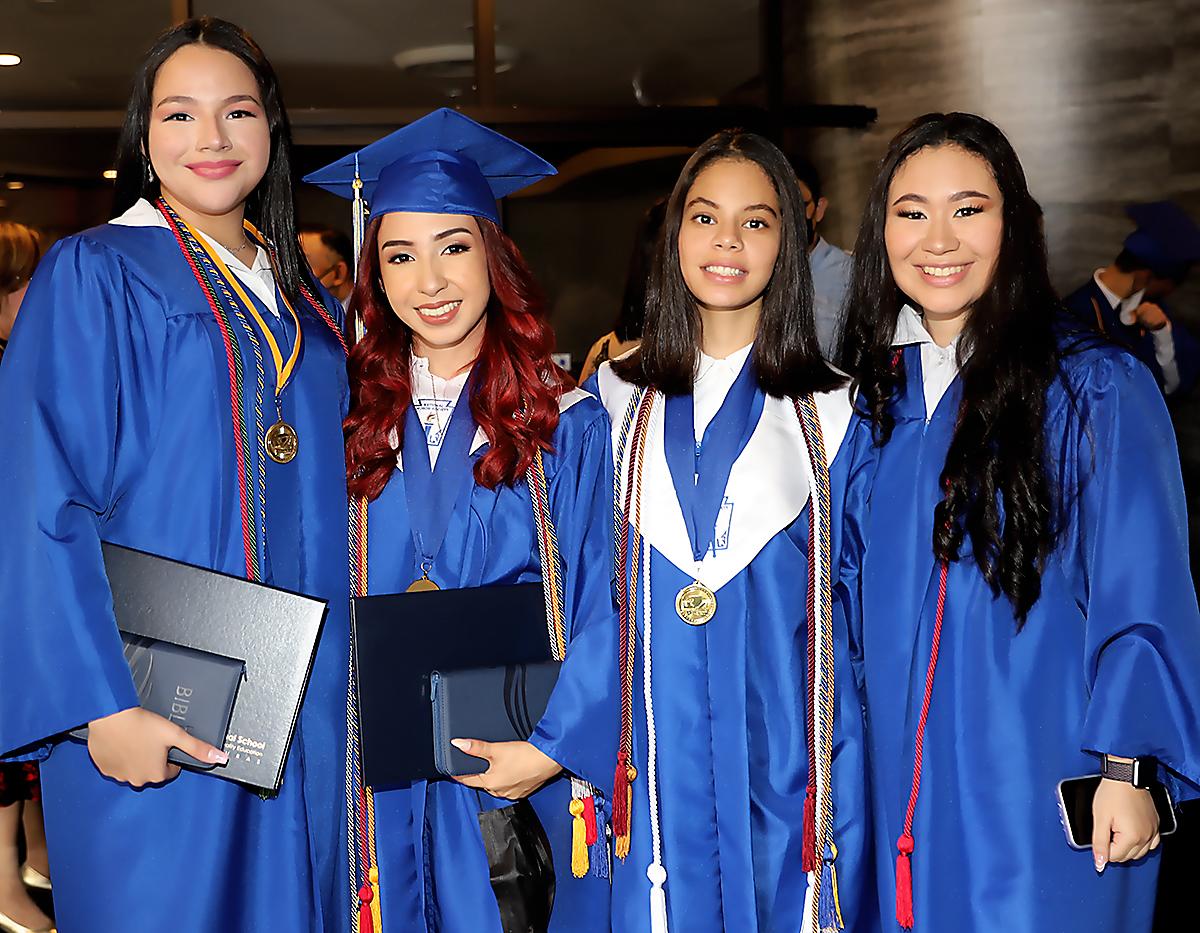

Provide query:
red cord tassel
left=612, top=752, right=631, bottom=838
left=801, top=784, right=817, bottom=873
left=894, top=832, right=915, bottom=930
left=358, top=884, right=375, bottom=933
left=583, top=795, right=598, bottom=846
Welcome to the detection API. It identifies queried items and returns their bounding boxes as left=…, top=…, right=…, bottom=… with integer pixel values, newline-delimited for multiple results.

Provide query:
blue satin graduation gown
left=845, top=341, right=1200, bottom=932
left=591, top=365, right=877, bottom=933
left=364, top=390, right=617, bottom=933
left=0, top=221, right=352, bottom=932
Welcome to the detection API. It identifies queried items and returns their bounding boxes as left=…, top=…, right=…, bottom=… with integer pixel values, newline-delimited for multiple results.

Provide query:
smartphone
left=1056, top=774, right=1178, bottom=850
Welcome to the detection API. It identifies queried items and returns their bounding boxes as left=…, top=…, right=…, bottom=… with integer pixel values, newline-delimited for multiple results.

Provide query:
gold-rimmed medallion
left=265, top=420, right=299, bottom=464
left=676, top=581, right=717, bottom=625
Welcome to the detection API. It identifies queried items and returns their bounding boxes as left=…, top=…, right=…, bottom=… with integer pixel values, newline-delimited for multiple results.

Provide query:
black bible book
left=352, top=582, right=553, bottom=787
left=94, top=543, right=329, bottom=792
left=71, top=635, right=245, bottom=771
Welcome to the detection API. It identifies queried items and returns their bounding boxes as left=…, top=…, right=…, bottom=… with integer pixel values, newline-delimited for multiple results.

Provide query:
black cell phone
left=1056, top=774, right=1178, bottom=850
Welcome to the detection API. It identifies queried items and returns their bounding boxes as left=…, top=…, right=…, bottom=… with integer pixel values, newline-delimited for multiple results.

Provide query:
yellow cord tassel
left=570, top=799, right=589, bottom=878
left=369, top=866, right=382, bottom=931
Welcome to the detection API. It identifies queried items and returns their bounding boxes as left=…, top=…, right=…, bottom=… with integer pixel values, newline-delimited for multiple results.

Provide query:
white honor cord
left=643, top=534, right=669, bottom=933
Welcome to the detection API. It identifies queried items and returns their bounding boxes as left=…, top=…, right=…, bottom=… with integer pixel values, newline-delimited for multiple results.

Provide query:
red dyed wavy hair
left=345, top=215, right=568, bottom=501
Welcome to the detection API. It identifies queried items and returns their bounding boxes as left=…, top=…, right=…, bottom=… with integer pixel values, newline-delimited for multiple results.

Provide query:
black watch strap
left=1101, top=754, right=1157, bottom=789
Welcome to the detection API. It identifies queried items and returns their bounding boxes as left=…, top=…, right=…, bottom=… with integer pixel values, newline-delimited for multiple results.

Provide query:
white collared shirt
left=693, top=343, right=755, bottom=442
left=1093, top=269, right=1179, bottom=393
left=891, top=304, right=962, bottom=421
left=111, top=198, right=281, bottom=319
left=410, top=355, right=471, bottom=468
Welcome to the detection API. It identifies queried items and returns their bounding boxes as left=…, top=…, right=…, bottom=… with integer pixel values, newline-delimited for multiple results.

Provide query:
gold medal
left=265, top=420, right=299, bottom=464
left=407, top=575, right=440, bottom=593
left=676, top=581, right=717, bottom=625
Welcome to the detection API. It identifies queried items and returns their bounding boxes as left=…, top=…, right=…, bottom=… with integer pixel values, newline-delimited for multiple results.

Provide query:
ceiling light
left=5, top=181, right=24, bottom=190
left=393, top=44, right=517, bottom=80
left=0, top=54, right=21, bottom=67
left=102, top=169, right=118, bottom=180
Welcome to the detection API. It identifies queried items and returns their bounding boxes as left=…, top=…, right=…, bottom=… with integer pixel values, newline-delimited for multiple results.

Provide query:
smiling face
left=884, top=144, right=1004, bottom=329
left=376, top=211, right=490, bottom=371
left=677, top=157, right=782, bottom=316
left=147, top=44, right=270, bottom=226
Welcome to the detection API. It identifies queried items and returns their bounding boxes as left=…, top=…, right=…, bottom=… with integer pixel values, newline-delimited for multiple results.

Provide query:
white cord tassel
left=642, top=534, right=669, bottom=933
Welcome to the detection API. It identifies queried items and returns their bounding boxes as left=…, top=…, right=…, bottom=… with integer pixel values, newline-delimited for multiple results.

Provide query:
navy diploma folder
left=351, top=582, right=553, bottom=787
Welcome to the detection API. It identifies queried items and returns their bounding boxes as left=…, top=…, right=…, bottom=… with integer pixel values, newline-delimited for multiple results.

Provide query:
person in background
left=0, top=219, right=52, bottom=933
left=789, top=153, right=854, bottom=359
left=578, top=199, right=666, bottom=384
left=299, top=222, right=354, bottom=310
left=1063, top=201, right=1200, bottom=398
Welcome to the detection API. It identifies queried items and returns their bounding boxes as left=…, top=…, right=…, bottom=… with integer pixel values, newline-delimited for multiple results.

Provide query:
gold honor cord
left=186, top=219, right=305, bottom=463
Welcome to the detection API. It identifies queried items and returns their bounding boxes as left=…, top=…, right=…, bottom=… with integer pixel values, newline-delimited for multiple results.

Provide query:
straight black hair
left=839, top=112, right=1083, bottom=622
left=613, top=128, right=842, bottom=398
left=113, top=17, right=315, bottom=312
left=613, top=198, right=666, bottom=344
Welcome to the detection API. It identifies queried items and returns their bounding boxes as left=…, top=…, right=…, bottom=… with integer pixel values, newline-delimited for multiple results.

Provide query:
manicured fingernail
left=208, top=749, right=229, bottom=765
left=450, top=739, right=470, bottom=752
left=1094, top=856, right=1107, bottom=874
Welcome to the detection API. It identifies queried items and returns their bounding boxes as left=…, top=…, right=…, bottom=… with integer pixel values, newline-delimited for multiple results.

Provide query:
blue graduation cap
left=303, top=108, right=556, bottom=227
left=1123, top=201, right=1200, bottom=278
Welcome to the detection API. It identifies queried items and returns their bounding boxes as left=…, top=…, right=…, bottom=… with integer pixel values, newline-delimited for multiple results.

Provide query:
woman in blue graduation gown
left=837, top=112, right=1200, bottom=932
left=590, top=130, right=875, bottom=933
left=318, top=110, right=617, bottom=932
left=0, top=20, right=351, bottom=933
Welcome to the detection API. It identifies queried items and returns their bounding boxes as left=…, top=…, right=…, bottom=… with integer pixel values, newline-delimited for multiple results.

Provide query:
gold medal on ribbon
left=676, top=581, right=717, bottom=625
left=265, top=420, right=299, bottom=464
left=407, top=575, right=440, bottom=593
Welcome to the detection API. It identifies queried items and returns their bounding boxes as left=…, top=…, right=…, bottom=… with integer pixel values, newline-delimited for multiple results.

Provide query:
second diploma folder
left=351, top=582, right=553, bottom=787
left=100, top=542, right=329, bottom=793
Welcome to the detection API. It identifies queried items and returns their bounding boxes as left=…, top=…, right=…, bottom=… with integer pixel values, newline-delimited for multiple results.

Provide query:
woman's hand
left=450, top=739, right=562, bottom=800
left=87, top=707, right=228, bottom=788
left=1091, top=777, right=1161, bottom=873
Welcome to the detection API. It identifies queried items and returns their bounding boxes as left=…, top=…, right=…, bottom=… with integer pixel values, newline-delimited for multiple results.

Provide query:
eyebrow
left=892, top=190, right=992, bottom=205
left=154, top=93, right=261, bottom=108
left=380, top=228, right=474, bottom=249
left=685, top=196, right=779, bottom=217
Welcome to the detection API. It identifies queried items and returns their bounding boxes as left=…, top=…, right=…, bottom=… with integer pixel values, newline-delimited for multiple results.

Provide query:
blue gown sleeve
left=1064, top=353, right=1200, bottom=799
left=831, top=412, right=882, bottom=933
left=834, top=413, right=877, bottom=696
left=528, top=408, right=620, bottom=792
left=0, top=236, right=167, bottom=758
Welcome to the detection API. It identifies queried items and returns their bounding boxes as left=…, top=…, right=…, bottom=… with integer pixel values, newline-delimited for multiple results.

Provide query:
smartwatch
left=1101, top=754, right=1157, bottom=789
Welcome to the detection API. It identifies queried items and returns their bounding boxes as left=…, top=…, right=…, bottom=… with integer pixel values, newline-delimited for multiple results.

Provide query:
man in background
left=1064, top=201, right=1200, bottom=398
left=789, top=154, right=854, bottom=359
left=299, top=223, right=354, bottom=311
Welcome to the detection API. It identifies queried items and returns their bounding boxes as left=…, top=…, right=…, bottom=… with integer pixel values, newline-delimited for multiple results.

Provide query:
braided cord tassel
left=347, top=496, right=382, bottom=932
left=795, top=395, right=839, bottom=931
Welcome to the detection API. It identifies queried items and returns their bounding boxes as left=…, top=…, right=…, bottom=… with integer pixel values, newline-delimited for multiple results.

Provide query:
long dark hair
left=614, top=198, right=666, bottom=343
left=613, top=129, right=841, bottom=397
left=112, top=17, right=315, bottom=312
left=345, top=216, right=568, bottom=501
left=839, top=112, right=1067, bottom=622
